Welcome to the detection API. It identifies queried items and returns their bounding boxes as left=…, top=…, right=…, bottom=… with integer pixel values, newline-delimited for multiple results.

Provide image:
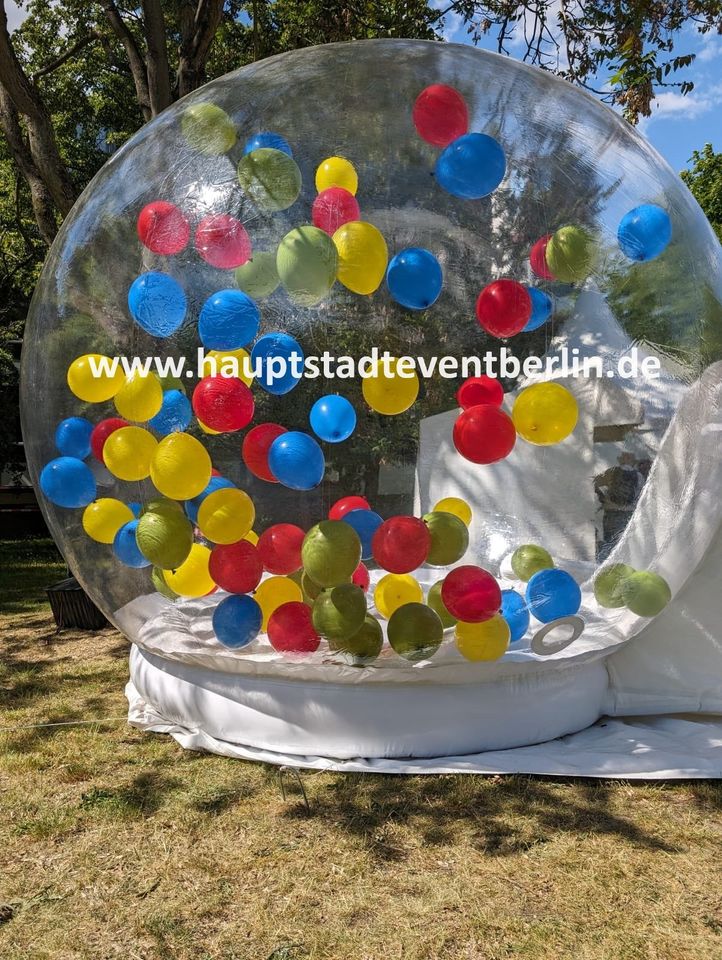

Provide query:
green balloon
left=237, top=148, right=301, bottom=212
left=511, top=544, right=554, bottom=582
left=387, top=602, right=443, bottom=662
left=329, top=614, right=384, bottom=665
left=545, top=225, right=595, bottom=283
left=141, top=498, right=184, bottom=518
left=312, top=583, right=367, bottom=640
left=181, top=103, right=236, bottom=155
left=301, top=570, right=323, bottom=605
left=426, top=580, right=457, bottom=628
left=594, top=563, right=635, bottom=609
left=136, top=510, right=193, bottom=569
left=423, top=511, right=469, bottom=566
left=622, top=571, right=672, bottom=618
left=302, top=520, right=361, bottom=587
left=276, top=225, right=338, bottom=307
left=235, top=251, right=280, bottom=299
left=152, top=566, right=179, bottom=600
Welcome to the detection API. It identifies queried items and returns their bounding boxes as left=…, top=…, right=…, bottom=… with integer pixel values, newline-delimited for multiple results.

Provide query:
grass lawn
left=1, top=540, right=721, bottom=959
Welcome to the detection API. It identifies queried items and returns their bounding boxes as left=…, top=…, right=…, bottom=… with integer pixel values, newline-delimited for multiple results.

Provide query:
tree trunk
left=0, top=2, right=76, bottom=217
left=0, top=86, right=59, bottom=244
left=101, top=0, right=152, bottom=120
left=142, top=0, right=173, bottom=115
left=177, top=0, right=225, bottom=98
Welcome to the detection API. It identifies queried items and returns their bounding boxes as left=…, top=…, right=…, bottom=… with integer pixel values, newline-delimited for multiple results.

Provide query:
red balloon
left=209, top=540, right=263, bottom=594
left=453, top=405, right=516, bottom=464
left=312, top=187, right=361, bottom=235
left=137, top=201, right=190, bottom=255
left=90, top=417, right=128, bottom=462
left=372, top=516, right=430, bottom=574
left=211, top=467, right=222, bottom=477
left=352, top=562, right=370, bottom=593
left=529, top=234, right=556, bottom=280
left=476, top=279, right=531, bottom=338
left=412, top=84, right=469, bottom=148
left=329, top=495, right=370, bottom=521
left=195, top=214, right=252, bottom=269
left=192, top=376, right=254, bottom=432
left=268, top=602, right=321, bottom=654
left=242, top=423, right=287, bottom=482
left=456, top=375, right=504, bottom=410
left=257, top=524, right=305, bottom=575
left=441, top=565, right=501, bottom=623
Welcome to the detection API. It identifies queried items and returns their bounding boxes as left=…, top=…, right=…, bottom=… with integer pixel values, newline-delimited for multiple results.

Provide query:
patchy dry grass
left=1, top=544, right=722, bottom=959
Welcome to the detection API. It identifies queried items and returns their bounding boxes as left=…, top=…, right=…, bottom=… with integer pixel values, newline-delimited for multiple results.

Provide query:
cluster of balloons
left=452, top=374, right=578, bottom=464
left=594, top=563, right=671, bottom=617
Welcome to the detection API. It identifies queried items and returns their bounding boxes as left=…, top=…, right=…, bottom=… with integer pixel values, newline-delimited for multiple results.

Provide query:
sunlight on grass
left=1, top=542, right=721, bottom=958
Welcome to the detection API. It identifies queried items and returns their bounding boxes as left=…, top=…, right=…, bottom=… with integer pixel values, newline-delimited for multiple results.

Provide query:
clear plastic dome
left=21, top=39, right=722, bottom=679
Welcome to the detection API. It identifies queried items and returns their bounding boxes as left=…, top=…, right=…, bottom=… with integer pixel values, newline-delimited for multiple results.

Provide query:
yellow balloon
left=254, top=576, right=303, bottom=631
left=432, top=497, right=472, bottom=527
left=244, top=530, right=259, bottom=546
left=114, top=371, right=163, bottom=422
left=151, top=432, right=212, bottom=500
left=456, top=615, right=510, bottom=662
left=362, top=357, right=419, bottom=415
left=374, top=573, right=423, bottom=619
left=67, top=354, right=124, bottom=403
left=206, top=347, right=254, bottom=387
left=198, top=419, right=221, bottom=435
left=164, top=544, right=215, bottom=597
left=512, top=382, right=578, bottom=445
left=315, top=156, right=358, bottom=194
left=103, top=426, right=158, bottom=481
left=82, top=498, right=134, bottom=544
left=333, top=221, right=388, bottom=295
left=197, top=488, right=255, bottom=544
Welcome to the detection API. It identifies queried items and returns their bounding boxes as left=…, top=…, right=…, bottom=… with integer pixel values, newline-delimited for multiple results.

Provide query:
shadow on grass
left=282, top=772, right=689, bottom=862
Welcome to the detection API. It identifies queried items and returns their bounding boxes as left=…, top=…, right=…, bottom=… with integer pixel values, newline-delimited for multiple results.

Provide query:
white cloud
left=647, top=82, right=722, bottom=123
left=697, top=32, right=722, bottom=63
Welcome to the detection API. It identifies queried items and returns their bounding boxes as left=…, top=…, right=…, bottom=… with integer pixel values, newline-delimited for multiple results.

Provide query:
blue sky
left=6, top=1, right=721, bottom=173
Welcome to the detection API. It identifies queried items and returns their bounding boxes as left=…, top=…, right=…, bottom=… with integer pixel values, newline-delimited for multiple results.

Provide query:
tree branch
left=177, top=0, right=224, bottom=98
left=32, top=32, right=101, bottom=82
left=100, top=0, right=152, bottom=120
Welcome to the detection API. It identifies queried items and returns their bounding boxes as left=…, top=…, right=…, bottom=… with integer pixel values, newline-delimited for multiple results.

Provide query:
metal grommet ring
left=531, top=615, right=585, bottom=656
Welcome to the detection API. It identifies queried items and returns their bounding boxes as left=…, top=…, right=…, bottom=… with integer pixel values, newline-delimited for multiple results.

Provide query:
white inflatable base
left=126, top=676, right=722, bottom=778
left=128, top=644, right=608, bottom=760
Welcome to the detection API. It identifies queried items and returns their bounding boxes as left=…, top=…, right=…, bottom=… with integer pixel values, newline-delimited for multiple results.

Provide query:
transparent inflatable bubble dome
left=22, top=40, right=722, bottom=688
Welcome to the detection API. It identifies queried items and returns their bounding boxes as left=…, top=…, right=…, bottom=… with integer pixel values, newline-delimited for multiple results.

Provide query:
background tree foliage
left=0, top=0, right=721, bottom=480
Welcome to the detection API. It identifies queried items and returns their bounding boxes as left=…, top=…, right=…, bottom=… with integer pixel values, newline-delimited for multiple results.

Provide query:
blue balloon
left=435, top=133, right=506, bottom=200
left=309, top=394, right=357, bottom=443
left=243, top=132, right=292, bottom=156
left=342, top=509, right=383, bottom=560
left=113, top=520, right=151, bottom=568
left=184, top=476, right=235, bottom=524
left=54, top=417, right=93, bottom=459
left=526, top=569, right=581, bottom=623
left=148, top=389, right=192, bottom=436
left=198, top=289, right=260, bottom=350
left=501, top=589, right=530, bottom=643
left=386, top=248, right=443, bottom=310
left=39, top=457, right=96, bottom=508
left=128, top=501, right=142, bottom=517
left=618, top=204, right=672, bottom=262
left=213, top=594, right=263, bottom=649
left=128, top=271, right=187, bottom=337
left=251, top=332, right=304, bottom=395
left=268, top=432, right=325, bottom=490
left=523, top=288, right=553, bottom=332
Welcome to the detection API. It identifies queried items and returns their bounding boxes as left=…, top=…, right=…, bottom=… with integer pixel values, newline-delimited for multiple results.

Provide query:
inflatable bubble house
left=21, top=39, right=722, bottom=765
